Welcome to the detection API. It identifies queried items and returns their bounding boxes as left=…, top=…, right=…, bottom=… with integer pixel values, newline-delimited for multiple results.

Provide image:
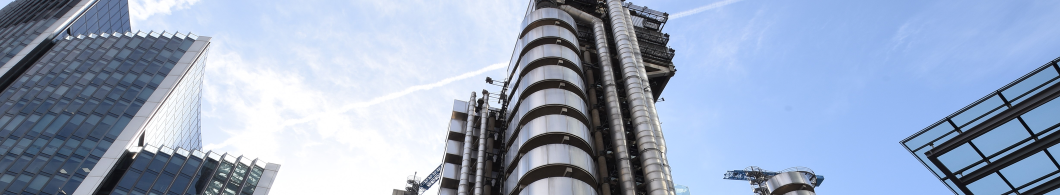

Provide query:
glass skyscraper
left=902, top=57, right=1060, bottom=195
left=0, top=0, right=280, bottom=194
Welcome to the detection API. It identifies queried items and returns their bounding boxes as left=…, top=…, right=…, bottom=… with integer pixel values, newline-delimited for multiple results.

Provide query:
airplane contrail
left=282, top=62, right=509, bottom=126
left=669, top=0, right=747, bottom=19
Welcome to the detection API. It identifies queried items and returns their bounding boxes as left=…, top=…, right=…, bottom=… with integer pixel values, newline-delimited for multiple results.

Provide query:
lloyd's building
left=430, top=0, right=679, bottom=195
left=0, top=0, right=280, bottom=194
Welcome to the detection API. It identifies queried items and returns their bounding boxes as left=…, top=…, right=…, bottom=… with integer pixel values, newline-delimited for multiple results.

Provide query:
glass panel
left=972, top=119, right=1033, bottom=157
left=1003, top=68, right=1059, bottom=102
left=939, top=144, right=984, bottom=172
left=906, top=123, right=956, bottom=150
left=967, top=173, right=1013, bottom=195
left=1001, top=151, right=1057, bottom=188
left=952, top=95, right=1004, bottom=128
left=1021, top=98, right=1060, bottom=134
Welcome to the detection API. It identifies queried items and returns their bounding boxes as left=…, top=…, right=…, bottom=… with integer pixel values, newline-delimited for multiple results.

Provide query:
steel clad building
left=428, top=1, right=679, bottom=195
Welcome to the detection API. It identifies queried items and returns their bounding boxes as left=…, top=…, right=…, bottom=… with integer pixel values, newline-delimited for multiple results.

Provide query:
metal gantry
left=723, top=166, right=825, bottom=195
left=404, top=164, right=444, bottom=195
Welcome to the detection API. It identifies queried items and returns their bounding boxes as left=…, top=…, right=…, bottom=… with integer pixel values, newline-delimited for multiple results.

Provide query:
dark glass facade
left=0, top=30, right=211, bottom=194
left=63, top=0, right=130, bottom=39
left=902, top=57, right=1060, bottom=195
left=0, top=0, right=128, bottom=71
left=0, top=0, right=280, bottom=194
left=96, top=144, right=278, bottom=195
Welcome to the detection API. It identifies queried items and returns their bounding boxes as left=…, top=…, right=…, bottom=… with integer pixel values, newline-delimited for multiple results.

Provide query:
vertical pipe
left=474, top=92, right=491, bottom=195
left=457, top=92, right=478, bottom=195
left=558, top=5, right=636, bottom=195
left=604, top=1, right=675, bottom=195
left=621, top=5, right=675, bottom=192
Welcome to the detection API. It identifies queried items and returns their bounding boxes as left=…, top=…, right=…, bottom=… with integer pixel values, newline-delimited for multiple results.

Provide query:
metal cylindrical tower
left=500, top=7, right=598, bottom=195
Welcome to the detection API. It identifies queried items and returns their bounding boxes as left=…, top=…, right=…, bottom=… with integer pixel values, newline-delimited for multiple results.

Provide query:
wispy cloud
left=282, top=62, right=507, bottom=126
left=202, top=61, right=507, bottom=153
left=670, top=0, right=747, bottom=19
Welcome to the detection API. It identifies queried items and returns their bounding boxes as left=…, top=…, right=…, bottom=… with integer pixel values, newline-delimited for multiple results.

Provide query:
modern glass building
left=902, top=57, right=1060, bottom=195
left=0, top=0, right=280, bottom=194
left=429, top=1, right=679, bottom=195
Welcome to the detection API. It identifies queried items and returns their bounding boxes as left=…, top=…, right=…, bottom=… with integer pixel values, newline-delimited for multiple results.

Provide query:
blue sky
left=119, top=0, right=1060, bottom=194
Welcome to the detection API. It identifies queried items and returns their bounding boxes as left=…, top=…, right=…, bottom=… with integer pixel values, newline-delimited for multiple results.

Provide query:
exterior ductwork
left=620, top=4, right=675, bottom=192
left=605, top=1, right=675, bottom=195
left=458, top=92, right=478, bottom=195
left=474, top=94, right=491, bottom=195
left=558, top=5, right=637, bottom=195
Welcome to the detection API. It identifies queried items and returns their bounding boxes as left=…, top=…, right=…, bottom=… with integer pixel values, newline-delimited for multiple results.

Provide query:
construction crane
left=723, top=166, right=825, bottom=195
left=404, top=164, right=443, bottom=195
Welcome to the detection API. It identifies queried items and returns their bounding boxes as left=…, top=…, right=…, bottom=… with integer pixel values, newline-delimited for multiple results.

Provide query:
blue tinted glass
left=971, top=119, right=1033, bottom=157
left=967, top=173, right=1013, bottom=194
left=1022, top=98, right=1060, bottom=134
left=952, top=96, right=1005, bottom=128
left=1000, top=151, right=1057, bottom=188
left=939, top=143, right=984, bottom=171
left=1004, top=65, right=1055, bottom=102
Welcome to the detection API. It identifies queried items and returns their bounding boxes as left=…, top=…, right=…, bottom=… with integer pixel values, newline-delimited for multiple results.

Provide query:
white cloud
left=670, top=0, right=747, bottom=19
left=128, top=0, right=202, bottom=23
left=148, top=1, right=527, bottom=193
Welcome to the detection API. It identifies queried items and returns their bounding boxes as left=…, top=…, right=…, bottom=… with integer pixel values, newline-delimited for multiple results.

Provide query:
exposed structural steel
left=425, top=1, right=680, bottom=195
left=901, top=57, right=1060, bottom=195
left=723, top=167, right=824, bottom=195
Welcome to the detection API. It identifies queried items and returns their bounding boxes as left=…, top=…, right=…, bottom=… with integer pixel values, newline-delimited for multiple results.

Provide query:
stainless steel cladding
left=559, top=5, right=638, bottom=195
left=516, top=177, right=597, bottom=195
left=605, top=0, right=675, bottom=194
left=501, top=7, right=596, bottom=195
left=458, top=93, right=479, bottom=195
left=475, top=95, right=491, bottom=195
left=764, top=172, right=817, bottom=195
left=504, top=144, right=597, bottom=194
left=781, top=191, right=816, bottom=195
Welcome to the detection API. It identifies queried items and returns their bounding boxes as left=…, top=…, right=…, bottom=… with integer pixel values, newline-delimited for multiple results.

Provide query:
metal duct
left=605, top=1, right=675, bottom=195
left=474, top=93, right=491, bottom=195
left=458, top=92, right=478, bottom=195
left=558, top=5, right=637, bottom=195
left=621, top=5, right=675, bottom=191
